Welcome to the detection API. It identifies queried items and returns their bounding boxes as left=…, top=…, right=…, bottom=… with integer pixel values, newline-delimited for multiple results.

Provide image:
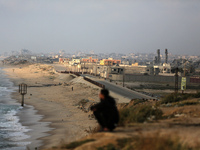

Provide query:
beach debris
left=84, top=126, right=98, bottom=133
left=49, top=76, right=55, bottom=80
left=62, top=82, right=71, bottom=86
left=75, top=99, right=97, bottom=113
left=91, top=88, right=99, bottom=96
left=88, top=114, right=95, bottom=120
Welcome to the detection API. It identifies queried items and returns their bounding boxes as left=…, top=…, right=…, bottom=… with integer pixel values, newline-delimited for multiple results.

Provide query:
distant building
left=81, top=57, right=98, bottom=63
left=132, top=62, right=138, bottom=66
left=31, top=56, right=37, bottom=61
left=93, top=65, right=124, bottom=79
left=100, top=59, right=121, bottom=66
left=69, top=58, right=81, bottom=65
left=20, top=49, right=32, bottom=55
left=54, top=55, right=60, bottom=59
left=59, top=58, right=71, bottom=64
left=162, top=63, right=171, bottom=73
left=121, top=59, right=130, bottom=65
left=110, top=67, right=124, bottom=74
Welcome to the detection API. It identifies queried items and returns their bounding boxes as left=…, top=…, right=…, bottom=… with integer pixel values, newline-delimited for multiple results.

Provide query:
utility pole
left=181, top=62, right=186, bottom=94
left=95, top=55, right=98, bottom=76
left=184, top=62, right=186, bottom=77
left=175, top=68, right=178, bottom=94
left=123, top=67, right=125, bottom=87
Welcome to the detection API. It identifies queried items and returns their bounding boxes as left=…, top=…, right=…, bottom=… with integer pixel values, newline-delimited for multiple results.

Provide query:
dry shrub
left=118, top=104, right=163, bottom=126
left=97, top=133, right=199, bottom=150
left=60, top=139, right=95, bottom=149
left=160, top=92, right=200, bottom=104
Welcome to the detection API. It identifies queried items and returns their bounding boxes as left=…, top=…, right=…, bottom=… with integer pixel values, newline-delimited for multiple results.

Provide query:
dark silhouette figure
left=91, top=89, right=119, bottom=131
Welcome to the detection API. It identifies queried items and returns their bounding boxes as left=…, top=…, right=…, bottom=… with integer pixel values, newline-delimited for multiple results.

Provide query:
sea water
left=0, top=68, right=31, bottom=150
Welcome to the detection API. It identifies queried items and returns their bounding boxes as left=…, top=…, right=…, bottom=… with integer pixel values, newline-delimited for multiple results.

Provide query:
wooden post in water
left=19, top=83, right=27, bottom=107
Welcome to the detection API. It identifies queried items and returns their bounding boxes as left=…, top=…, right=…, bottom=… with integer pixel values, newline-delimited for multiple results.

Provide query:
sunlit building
left=81, top=57, right=98, bottom=63
left=100, top=59, right=121, bottom=66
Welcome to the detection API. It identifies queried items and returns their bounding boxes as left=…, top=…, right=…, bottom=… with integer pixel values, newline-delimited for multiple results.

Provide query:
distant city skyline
left=0, top=0, right=200, bottom=55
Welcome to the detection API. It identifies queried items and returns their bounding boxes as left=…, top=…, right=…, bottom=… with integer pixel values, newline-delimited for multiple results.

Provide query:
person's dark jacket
left=91, top=96, right=119, bottom=129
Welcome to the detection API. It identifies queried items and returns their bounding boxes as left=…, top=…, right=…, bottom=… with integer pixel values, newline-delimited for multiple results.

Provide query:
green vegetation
left=171, top=99, right=199, bottom=107
left=118, top=104, right=163, bottom=126
left=61, top=139, right=95, bottom=149
left=160, top=92, right=200, bottom=104
left=97, top=135, right=199, bottom=150
left=131, top=99, right=148, bottom=105
left=194, top=92, right=200, bottom=98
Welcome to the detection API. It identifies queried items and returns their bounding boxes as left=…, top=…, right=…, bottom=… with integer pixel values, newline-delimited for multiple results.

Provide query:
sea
left=0, top=67, right=31, bottom=150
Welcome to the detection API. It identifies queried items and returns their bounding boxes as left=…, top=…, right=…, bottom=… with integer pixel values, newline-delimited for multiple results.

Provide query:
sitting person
left=91, top=89, right=119, bottom=131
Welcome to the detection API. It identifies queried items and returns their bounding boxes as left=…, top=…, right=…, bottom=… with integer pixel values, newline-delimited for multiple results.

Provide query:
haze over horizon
left=0, top=0, right=200, bottom=56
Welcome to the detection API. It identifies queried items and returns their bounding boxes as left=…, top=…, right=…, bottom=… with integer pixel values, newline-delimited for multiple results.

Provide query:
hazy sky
left=0, top=0, right=200, bottom=55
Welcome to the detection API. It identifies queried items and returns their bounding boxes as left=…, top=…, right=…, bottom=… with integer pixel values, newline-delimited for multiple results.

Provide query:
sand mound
left=55, top=74, right=75, bottom=82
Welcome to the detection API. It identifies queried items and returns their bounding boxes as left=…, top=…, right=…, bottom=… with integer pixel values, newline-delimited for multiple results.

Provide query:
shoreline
left=16, top=103, right=52, bottom=149
left=2, top=63, right=98, bottom=149
left=1, top=65, right=53, bottom=149
left=0, top=65, right=48, bottom=149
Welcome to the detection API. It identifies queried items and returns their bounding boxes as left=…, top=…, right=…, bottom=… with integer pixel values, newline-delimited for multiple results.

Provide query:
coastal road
left=82, top=75, right=154, bottom=100
left=52, top=64, right=154, bottom=100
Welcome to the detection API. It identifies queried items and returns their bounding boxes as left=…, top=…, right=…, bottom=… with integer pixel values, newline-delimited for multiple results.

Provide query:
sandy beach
left=2, top=63, right=200, bottom=150
left=3, top=63, right=103, bottom=149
